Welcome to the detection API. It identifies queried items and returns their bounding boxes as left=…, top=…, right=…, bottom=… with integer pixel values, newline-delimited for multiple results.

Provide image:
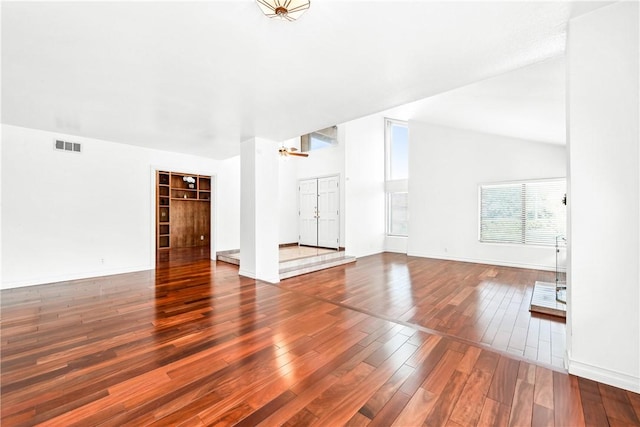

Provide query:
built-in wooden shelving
left=156, top=171, right=211, bottom=250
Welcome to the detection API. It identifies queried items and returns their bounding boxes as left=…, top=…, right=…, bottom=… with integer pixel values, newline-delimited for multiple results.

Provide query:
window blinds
left=480, top=179, right=566, bottom=246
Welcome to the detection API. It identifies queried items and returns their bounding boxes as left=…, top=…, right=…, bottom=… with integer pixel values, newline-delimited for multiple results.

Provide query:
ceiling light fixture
left=256, top=0, right=310, bottom=21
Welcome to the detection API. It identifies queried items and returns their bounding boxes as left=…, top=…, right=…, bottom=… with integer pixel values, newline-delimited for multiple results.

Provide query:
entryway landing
left=217, top=246, right=356, bottom=280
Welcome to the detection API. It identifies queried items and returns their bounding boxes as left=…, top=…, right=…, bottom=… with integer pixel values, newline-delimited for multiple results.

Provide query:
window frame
left=384, top=118, right=409, bottom=237
left=387, top=191, right=409, bottom=237
left=384, top=118, right=409, bottom=181
left=478, top=177, right=566, bottom=247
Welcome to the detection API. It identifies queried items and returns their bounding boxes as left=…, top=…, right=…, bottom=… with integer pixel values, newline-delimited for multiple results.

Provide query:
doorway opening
left=156, top=171, right=212, bottom=260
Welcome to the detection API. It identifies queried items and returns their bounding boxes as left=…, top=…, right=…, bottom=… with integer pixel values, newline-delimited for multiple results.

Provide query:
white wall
left=385, top=237, right=408, bottom=254
left=344, top=115, right=386, bottom=257
left=278, top=138, right=301, bottom=245
left=567, top=1, right=640, bottom=392
left=1, top=125, right=240, bottom=288
left=216, top=155, right=241, bottom=251
left=239, top=137, right=280, bottom=283
left=407, top=122, right=566, bottom=270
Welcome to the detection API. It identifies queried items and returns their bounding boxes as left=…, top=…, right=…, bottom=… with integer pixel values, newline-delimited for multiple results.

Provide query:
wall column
left=239, top=137, right=280, bottom=283
left=567, top=1, right=639, bottom=392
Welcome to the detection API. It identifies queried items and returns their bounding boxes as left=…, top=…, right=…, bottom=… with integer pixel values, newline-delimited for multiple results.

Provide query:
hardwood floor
left=279, top=253, right=566, bottom=369
left=1, top=250, right=639, bottom=426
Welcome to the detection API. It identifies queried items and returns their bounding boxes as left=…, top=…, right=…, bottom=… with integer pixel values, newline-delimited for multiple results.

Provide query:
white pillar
left=567, top=1, right=639, bottom=392
left=239, top=137, right=280, bottom=283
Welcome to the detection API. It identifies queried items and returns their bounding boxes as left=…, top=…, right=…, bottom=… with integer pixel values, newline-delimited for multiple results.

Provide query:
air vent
left=54, top=139, right=81, bottom=153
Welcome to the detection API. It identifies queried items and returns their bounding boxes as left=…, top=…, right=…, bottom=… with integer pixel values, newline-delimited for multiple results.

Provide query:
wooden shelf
left=158, top=172, right=170, bottom=185
left=157, top=170, right=211, bottom=250
left=199, top=177, right=211, bottom=191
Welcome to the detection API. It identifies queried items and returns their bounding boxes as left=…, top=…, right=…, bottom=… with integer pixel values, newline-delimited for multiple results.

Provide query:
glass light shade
left=256, top=0, right=311, bottom=21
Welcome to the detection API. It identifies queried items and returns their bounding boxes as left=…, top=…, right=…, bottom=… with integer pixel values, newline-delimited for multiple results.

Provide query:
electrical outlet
left=200, top=235, right=204, bottom=240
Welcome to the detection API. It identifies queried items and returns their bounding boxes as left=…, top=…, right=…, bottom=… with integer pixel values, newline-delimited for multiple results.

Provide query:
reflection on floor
left=279, top=253, right=567, bottom=370
left=217, top=246, right=356, bottom=280
left=4, top=251, right=635, bottom=425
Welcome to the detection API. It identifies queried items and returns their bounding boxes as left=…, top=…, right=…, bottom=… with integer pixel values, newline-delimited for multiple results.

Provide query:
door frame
left=297, top=174, right=341, bottom=249
left=149, top=166, right=217, bottom=265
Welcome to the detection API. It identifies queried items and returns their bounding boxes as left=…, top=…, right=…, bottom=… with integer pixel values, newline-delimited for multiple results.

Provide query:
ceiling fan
left=279, top=146, right=309, bottom=157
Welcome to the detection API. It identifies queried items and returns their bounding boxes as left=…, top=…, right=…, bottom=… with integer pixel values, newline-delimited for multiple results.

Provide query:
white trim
left=568, top=355, right=640, bottom=393
left=406, top=251, right=556, bottom=272
left=210, top=173, right=218, bottom=260
left=258, top=275, right=280, bottom=284
left=149, top=167, right=158, bottom=268
left=238, top=269, right=282, bottom=284
left=238, top=269, right=256, bottom=279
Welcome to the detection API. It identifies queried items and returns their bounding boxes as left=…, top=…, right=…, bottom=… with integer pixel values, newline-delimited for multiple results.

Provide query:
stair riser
left=217, top=255, right=240, bottom=265
left=279, top=257, right=356, bottom=280
left=279, top=251, right=345, bottom=269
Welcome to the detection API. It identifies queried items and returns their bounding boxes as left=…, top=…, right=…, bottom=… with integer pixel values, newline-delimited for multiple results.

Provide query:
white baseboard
left=238, top=269, right=256, bottom=279
left=259, top=275, right=280, bottom=284
left=1, top=265, right=153, bottom=290
left=568, top=357, right=640, bottom=393
left=406, top=251, right=555, bottom=272
left=238, top=269, right=279, bottom=284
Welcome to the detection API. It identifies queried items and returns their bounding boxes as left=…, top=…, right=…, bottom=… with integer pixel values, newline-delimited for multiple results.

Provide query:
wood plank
left=304, top=362, right=375, bottom=419
left=553, top=372, right=586, bottom=427
left=345, top=412, right=371, bottom=427
left=313, top=341, right=418, bottom=426
left=368, top=390, right=411, bottom=427
left=390, top=387, right=437, bottom=426
left=532, top=403, right=554, bottom=426
left=508, top=378, right=534, bottom=425
left=423, top=370, right=470, bottom=427
left=598, top=382, right=640, bottom=425
left=449, top=351, right=499, bottom=426
left=478, top=398, right=510, bottom=427
left=626, top=391, right=640, bottom=422
left=0, top=250, right=625, bottom=427
left=359, top=364, right=414, bottom=419
left=534, top=365, right=554, bottom=410
left=422, top=349, right=464, bottom=395
left=577, top=377, right=608, bottom=427
left=487, top=356, right=520, bottom=406
left=257, top=374, right=339, bottom=426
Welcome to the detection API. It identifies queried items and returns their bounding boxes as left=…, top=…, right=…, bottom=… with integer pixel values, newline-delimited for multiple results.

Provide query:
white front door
left=317, top=176, right=339, bottom=249
left=298, top=176, right=340, bottom=249
left=299, top=179, right=318, bottom=246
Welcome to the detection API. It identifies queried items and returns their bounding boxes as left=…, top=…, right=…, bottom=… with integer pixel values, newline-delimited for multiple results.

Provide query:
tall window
left=479, top=179, right=566, bottom=246
left=387, top=121, right=409, bottom=180
left=385, top=119, right=409, bottom=236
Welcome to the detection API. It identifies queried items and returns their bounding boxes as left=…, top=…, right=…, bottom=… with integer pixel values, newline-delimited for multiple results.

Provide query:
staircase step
left=218, top=249, right=356, bottom=280
left=216, top=250, right=240, bottom=265
left=278, top=250, right=345, bottom=270
left=279, top=256, right=356, bottom=280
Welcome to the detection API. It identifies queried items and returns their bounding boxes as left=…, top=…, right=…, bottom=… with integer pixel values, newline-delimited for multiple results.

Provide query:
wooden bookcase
left=156, top=171, right=211, bottom=250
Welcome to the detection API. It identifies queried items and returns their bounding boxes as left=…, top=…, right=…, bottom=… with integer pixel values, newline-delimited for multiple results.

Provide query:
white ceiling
left=1, top=1, right=611, bottom=159
left=384, top=56, right=567, bottom=144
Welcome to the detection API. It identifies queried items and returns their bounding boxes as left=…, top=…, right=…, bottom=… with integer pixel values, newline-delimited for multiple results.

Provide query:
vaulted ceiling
left=1, top=1, right=611, bottom=158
